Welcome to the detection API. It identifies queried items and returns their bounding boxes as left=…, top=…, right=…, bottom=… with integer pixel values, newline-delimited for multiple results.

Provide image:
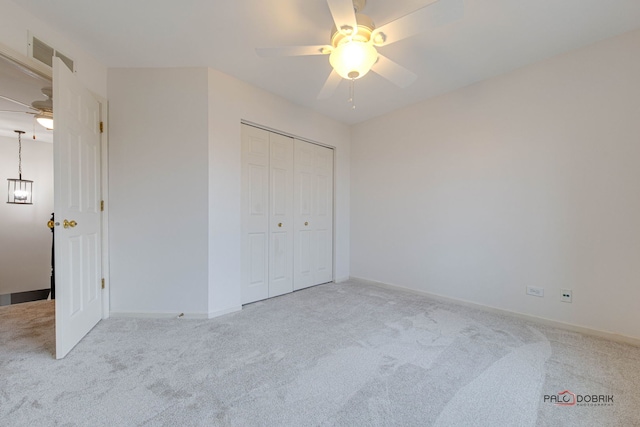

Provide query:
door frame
left=240, top=120, right=337, bottom=286
left=0, top=42, right=110, bottom=319
left=97, top=93, right=110, bottom=319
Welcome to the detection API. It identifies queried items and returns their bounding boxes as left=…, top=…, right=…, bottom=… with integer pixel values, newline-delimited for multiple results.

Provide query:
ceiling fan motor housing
left=330, top=13, right=375, bottom=47
left=31, top=87, right=53, bottom=113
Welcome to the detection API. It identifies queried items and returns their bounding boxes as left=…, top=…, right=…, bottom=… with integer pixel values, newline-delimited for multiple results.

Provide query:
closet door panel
left=241, top=125, right=270, bottom=304
left=314, top=144, right=334, bottom=285
left=294, top=140, right=315, bottom=290
left=294, top=139, right=334, bottom=290
left=268, top=133, right=294, bottom=298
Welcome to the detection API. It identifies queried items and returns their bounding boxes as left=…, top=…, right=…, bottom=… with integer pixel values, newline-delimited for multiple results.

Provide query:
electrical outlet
left=561, top=289, right=572, bottom=303
left=526, top=286, right=544, bottom=297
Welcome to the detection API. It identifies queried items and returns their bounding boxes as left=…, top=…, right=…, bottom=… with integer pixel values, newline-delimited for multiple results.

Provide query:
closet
left=241, top=124, right=334, bottom=304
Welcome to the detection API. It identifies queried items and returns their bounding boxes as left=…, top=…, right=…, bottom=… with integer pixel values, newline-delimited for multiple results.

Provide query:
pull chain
left=349, top=78, right=356, bottom=110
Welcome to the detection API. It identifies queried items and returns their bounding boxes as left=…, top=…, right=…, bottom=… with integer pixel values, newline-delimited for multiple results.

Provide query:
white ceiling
left=8, top=0, right=640, bottom=124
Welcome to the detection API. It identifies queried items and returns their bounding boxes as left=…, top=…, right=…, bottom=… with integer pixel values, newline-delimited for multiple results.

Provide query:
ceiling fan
left=0, top=87, right=54, bottom=130
left=256, top=0, right=464, bottom=103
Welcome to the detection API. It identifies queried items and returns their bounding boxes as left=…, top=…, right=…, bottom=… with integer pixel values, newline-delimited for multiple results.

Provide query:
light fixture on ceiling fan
left=256, top=0, right=464, bottom=107
left=0, top=86, right=54, bottom=130
left=327, top=8, right=378, bottom=81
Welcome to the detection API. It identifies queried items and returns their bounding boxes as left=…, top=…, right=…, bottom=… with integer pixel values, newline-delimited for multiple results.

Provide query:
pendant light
left=7, top=130, right=33, bottom=205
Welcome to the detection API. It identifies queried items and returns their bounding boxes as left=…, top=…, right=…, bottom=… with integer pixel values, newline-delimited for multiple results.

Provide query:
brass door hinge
left=99, top=121, right=104, bottom=133
left=100, top=200, right=104, bottom=211
left=101, top=278, right=105, bottom=289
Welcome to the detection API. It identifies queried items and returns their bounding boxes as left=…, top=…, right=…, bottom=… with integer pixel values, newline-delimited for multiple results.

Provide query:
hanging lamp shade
left=7, top=178, right=33, bottom=204
left=35, top=112, right=54, bottom=130
left=7, top=130, right=33, bottom=205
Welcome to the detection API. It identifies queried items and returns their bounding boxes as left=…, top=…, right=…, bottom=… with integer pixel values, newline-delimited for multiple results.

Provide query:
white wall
left=0, top=135, right=53, bottom=295
left=107, top=68, right=210, bottom=316
left=107, top=67, right=350, bottom=317
left=207, top=69, right=351, bottom=315
left=351, top=29, right=640, bottom=339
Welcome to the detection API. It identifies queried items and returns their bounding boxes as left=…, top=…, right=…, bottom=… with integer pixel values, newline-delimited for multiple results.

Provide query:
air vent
left=28, top=33, right=74, bottom=72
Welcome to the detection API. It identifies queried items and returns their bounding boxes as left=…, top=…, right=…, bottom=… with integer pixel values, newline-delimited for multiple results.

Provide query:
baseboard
left=207, top=306, right=242, bottom=319
left=334, top=276, right=350, bottom=283
left=349, top=276, right=640, bottom=347
left=110, top=311, right=207, bottom=319
left=110, top=305, right=242, bottom=320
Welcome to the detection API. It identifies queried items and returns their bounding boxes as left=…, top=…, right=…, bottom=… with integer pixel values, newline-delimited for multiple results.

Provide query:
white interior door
left=53, top=58, right=102, bottom=359
left=241, top=125, right=270, bottom=304
left=268, top=133, right=294, bottom=298
left=294, top=140, right=333, bottom=290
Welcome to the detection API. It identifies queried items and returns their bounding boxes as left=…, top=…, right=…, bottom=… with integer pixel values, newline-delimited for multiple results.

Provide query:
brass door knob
left=47, top=220, right=55, bottom=230
left=278, top=223, right=283, bottom=228
left=63, top=219, right=78, bottom=229
left=304, top=222, right=309, bottom=226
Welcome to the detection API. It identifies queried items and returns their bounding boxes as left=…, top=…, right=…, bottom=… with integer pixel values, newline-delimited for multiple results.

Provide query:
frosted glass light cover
left=329, top=41, right=378, bottom=80
left=36, top=114, right=54, bottom=130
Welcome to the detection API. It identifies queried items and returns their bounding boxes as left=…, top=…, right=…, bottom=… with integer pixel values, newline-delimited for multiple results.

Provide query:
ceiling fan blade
left=317, top=70, right=342, bottom=100
left=0, top=110, right=35, bottom=114
left=371, top=55, right=417, bottom=88
left=256, top=45, right=332, bottom=57
left=0, top=94, right=38, bottom=111
left=372, top=0, right=464, bottom=47
left=327, top=0, right=358, bottom=36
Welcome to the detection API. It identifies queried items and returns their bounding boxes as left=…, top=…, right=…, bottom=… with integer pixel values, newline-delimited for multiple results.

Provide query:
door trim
left=0, top=42, right=52, bottom=80
left=241, top=120, right=335, bottom=150
left=96, top=94, right=110, bottom=319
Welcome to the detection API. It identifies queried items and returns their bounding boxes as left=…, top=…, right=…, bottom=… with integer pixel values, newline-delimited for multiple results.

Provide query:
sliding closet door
left=241, top=125, right=270, bottom=304
left=294, top=139, right=334, bottom=290
left=241, top=124, right=294, bottom=304
left=268, top=133, right=294, bottom=298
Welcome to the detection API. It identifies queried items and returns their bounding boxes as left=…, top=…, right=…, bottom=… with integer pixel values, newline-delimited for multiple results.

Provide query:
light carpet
left=1, top=280, right=639, bottom=426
